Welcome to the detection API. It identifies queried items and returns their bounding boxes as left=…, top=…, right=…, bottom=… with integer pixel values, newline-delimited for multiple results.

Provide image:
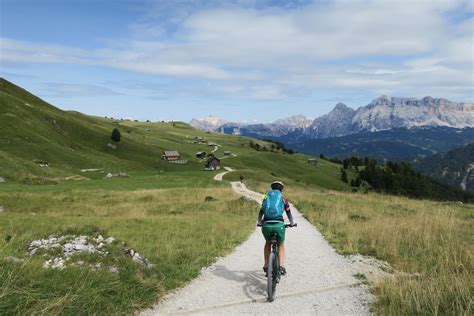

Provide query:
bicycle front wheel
left=267, top=252, right=276, bottom=302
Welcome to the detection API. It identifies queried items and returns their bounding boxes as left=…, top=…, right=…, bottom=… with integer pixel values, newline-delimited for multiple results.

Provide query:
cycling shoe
left=280, top=266, right=287, bottom=275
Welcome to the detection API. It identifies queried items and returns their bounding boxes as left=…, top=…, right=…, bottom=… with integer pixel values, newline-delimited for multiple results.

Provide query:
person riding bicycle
left=257, top=181, right=295, bottom=275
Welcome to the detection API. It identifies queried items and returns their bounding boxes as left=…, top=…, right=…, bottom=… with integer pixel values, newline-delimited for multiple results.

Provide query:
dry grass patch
left=0, top=186, right=256, bottom=315
left=290, top=188, right=473, bottom=315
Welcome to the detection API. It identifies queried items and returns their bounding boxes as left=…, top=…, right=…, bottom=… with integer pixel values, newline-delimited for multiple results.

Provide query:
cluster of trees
left=359, top=160, right=473, bottom=202
left=335, top=155, right=474, bottom=202
left=261, top=139, right=295, bottom=154
left=249, top=141, right=269, bottom=152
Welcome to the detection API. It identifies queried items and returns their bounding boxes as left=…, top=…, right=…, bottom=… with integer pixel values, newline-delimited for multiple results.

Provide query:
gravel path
left=142, top=182, right=372, bottom=315
left=213, top=167, right=234, bottom=181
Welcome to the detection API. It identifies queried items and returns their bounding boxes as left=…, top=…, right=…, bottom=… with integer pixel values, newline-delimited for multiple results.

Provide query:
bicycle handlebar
left=257, top=223, right=297, bottom=228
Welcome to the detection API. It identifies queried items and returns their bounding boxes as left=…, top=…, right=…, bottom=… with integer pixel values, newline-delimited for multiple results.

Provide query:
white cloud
left=1, top=0, right=473, bottom=101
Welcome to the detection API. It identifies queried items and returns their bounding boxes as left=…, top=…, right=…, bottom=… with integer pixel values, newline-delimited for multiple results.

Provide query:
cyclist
left=257, top=181, right=295, bottom=275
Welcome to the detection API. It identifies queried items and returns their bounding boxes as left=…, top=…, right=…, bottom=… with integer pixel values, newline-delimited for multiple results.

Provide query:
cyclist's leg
left=263, top=241, right=271, bottom=268
left=276, top=222, right=286, bottom=272
left=278, top=242, right=285, bottom=267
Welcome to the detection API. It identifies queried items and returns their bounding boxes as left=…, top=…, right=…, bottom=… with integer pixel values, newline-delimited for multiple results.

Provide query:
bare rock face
left=192, top=96, right=474, bottom=140
left=0, top=177, right=5, bottom=183
left=190, top=115, right=229, bottom=132
left=352, top=96, right=474, bottom=132
left=0, top=205, right=6, bottom=213
left=305, top=103, right=355, bottom=138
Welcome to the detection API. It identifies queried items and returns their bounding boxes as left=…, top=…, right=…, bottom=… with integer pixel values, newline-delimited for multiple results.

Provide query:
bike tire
left=267, top=252, right=275, bottom=302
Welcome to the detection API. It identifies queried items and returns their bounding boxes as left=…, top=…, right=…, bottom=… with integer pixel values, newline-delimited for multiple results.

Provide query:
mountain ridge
left=190, top=95, right=474, bottom=139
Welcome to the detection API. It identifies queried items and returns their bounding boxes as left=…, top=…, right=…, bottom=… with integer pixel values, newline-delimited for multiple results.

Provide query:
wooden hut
left=205, top=156, right=221, bottom=170
left=161, top=151, right=180, bottom=161
left=196, top=151, right=207, bottom=159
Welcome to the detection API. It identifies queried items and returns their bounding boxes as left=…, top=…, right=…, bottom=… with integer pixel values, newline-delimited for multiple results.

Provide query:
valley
left=0, top=78, right=472, bottom=315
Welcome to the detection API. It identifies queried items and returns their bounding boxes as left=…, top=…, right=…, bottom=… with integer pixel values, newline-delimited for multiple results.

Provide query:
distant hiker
left=257, top=181, right=295, bottom=275
left=239, top=175, right=244, bottom=183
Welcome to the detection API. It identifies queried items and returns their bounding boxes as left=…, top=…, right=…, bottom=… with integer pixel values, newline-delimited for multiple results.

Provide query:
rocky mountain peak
left=190, top=96, right=473, bottom=140
left=332, top=103, right=354, bottom=113
left=189, top=115, right=228, bottom=132
left=273, top=114, right=312, bottom=128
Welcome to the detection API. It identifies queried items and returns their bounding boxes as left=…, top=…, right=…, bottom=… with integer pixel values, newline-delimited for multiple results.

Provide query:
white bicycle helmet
left=271, top=181, right=285, bottom=190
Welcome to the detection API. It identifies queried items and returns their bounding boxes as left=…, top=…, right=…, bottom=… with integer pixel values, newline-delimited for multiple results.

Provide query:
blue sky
left=1, top=0, right=473, bottom=122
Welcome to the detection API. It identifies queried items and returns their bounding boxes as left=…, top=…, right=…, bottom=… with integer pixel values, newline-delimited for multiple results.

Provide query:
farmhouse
left=308, top=159, right=317, bottom=165
left=208, top=142, right=218, bottom=147
left=196, top=151, right=206, bottom=159
left=161, top=151, right=180, bottom=161
left=224, top=151, right=232, bottom=156
left=205, top=156, right=221, bottom=171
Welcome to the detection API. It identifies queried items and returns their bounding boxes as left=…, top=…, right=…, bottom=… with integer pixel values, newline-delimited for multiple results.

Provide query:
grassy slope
left=0, top=78, right=346, bottom=191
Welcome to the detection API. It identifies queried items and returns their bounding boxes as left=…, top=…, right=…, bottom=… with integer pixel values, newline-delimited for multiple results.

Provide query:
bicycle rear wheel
left=267, top=252, right=276, bottom=302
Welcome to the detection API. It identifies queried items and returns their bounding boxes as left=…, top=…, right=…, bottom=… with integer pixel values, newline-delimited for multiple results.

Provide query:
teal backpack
left=262, top=190, right=284, bottom=220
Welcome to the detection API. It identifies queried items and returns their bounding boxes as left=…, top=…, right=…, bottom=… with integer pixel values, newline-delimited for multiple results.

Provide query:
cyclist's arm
left=257, top=209, right=264, bottom=226
left=283, top=198, right=295, bottom=226
left=285, top=209, right=295, bottom=226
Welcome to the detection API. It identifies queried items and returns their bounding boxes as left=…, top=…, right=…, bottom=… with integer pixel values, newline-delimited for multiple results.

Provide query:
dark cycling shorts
left=262, top=222, right=286, bottom=243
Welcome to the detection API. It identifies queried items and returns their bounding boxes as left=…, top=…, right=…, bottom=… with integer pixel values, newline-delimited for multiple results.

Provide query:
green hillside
left=414, top=143, right=474, bottom=192
left=0, top=78, right=348, bottom=191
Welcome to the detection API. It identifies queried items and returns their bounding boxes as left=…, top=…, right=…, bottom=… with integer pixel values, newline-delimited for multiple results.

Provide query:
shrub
left=111, top=128, right=121, bottom=142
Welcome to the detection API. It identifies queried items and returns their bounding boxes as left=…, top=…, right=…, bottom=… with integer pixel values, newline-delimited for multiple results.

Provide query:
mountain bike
left=258, top=223, right=297, bottom=302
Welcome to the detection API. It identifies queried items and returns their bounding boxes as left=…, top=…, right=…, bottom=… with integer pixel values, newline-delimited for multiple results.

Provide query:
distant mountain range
left=190, top=96, right=474, bottom=161
left=414, top=143, right=474, bottom=192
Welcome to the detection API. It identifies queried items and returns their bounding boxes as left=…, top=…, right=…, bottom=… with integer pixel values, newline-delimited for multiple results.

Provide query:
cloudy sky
left=1, top=0, right=473, bottom=122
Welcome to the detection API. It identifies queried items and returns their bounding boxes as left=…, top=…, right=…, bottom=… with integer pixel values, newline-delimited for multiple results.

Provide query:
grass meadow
left=289, top=188, right=473, bottom=315
left=0, top=176, right=256, bottom=315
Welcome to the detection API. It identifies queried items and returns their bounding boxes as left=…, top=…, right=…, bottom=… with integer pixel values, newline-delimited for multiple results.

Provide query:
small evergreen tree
left=111, top=128, right=121, bottom=142
left=343, top=159, right=349, bottom=169
left=341, top=168, right=348, bottom=183
left=354, top=176, right=362, bottom=187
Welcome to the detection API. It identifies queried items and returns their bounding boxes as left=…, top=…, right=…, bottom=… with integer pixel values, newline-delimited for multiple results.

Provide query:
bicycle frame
left=261, top=223, right=296, bottom=302
left=269, top=234, right=281, bottom=282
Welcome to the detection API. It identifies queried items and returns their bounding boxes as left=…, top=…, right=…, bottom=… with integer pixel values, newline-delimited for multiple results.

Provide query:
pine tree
left=341, top=168, right=348, bottom=183
left=343, top=159, right=349, bottom=169
left=354, top=176, right=362, bottom=187
left=111, top=128, right=121, bottom=142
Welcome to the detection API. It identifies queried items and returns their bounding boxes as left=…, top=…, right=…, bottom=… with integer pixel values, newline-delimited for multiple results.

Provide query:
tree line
left=251, top=139, right=295, bottom=154
left=322, top=155, right=474, bottom=203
